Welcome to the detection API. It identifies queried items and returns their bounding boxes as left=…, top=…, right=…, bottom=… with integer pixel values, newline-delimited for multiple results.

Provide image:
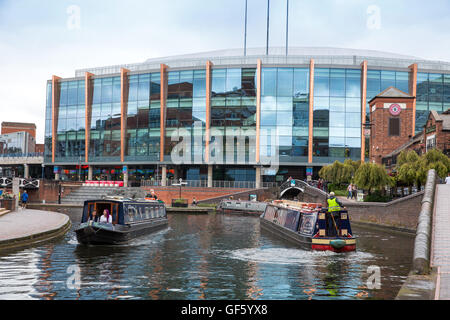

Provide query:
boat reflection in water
left=75, top=197, right=168, bottom=245
left=260, top=200, right=356, bottom=253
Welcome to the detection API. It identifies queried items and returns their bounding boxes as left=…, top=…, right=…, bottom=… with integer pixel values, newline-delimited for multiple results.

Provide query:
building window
left=388, top=118, right=400, bottom=136
left=426, top=135, right=436, bottom=151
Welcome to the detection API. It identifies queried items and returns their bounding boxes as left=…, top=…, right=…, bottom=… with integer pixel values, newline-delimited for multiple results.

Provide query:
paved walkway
left=431, top=184, right=450, bottom=300
left=0, top=209, right=70, bottom=250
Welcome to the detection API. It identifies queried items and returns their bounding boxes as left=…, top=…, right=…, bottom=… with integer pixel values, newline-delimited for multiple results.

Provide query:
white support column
left=24, top=164, right=30, bottom=179
left=123, top=170, right=129, bottom=187
left=208, top=165, right=213, bottom=188
left=255, top=167, right=261, bottom=189
left=88, top=166, right=93, bottom=181
left=55, top=166, right=61, bottom=181
left=161, top=166, right=167, bottom=187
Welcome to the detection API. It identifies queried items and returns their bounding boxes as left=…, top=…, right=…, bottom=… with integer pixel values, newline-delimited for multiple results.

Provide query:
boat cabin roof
left=83, top=197, right=163, bottom=205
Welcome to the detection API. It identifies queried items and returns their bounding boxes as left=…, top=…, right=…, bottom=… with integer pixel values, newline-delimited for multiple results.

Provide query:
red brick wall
left=141, top=186, right=256, bottom=205
left=35, top=144, right=44, bottom=153
left=340, top=192, right=423, bottom=231
left=1, top=123, right=36, bottom=139
left=424, top=116, right=450, bottom=153
left=27, top=181, right=79, bottom=203
left=370, top=98, right=415, bottom=164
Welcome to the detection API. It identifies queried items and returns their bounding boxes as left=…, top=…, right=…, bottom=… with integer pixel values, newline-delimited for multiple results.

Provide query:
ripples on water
left=0, top=213, right=414, bottom=300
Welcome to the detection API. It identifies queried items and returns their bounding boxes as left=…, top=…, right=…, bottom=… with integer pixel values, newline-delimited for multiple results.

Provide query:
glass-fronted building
left=44, top=47, right=450, bottom=184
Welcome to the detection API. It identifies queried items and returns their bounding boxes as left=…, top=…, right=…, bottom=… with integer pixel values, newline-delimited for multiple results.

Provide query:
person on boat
left=89, top=210, right=99, bottom=222
left=146, top=189, right=158, bottom=200
left=192, top=197, right=198, bottom=206
left=100, top=209, right=112, bottom=224
left=326, top=192, right=343, bottom=237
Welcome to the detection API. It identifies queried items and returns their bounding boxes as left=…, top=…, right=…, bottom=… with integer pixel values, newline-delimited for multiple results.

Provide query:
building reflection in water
left=34, top=244, right=57, bottom=300
left=73, top=245, right=127, bottom=299
left=0, top=248, right=41, bottom=299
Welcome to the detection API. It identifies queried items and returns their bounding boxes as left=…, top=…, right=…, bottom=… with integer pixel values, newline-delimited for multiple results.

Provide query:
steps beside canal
left=0, top=208, right=11, bottom=217
left=60, top=186, right=146, bottom=204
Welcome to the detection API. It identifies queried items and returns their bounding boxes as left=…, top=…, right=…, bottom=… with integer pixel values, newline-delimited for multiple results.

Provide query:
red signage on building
left=389, top=104, right=402, bottom=116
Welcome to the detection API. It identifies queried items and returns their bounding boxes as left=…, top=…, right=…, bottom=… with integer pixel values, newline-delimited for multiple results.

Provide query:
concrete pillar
left=173, top=167, right=179, bottom=180
left=208, top=165, right=213, bottom=188
left=255, top=167, right=261, bottom=189
left=161, top=166, right=167, bottom=187
left=24, top=164, right=29, bottom=179
left=122, top=165, right=128, bottom=187
left=55, top=166, right=60, bottom=181
left=123, top=171, right=128, bottom=187
left=88, top=166, right=93, bottom=181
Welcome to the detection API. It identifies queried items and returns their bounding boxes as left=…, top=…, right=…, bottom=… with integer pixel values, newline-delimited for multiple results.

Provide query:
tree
left=417, top=149, right=450, bottom=183
left=354, top=162, right=393, bottom=194
left=397, top=150, right=421, bottom=187
left=319, top=160, right=357, bottom=185
left=396, top=149, right=450, bottom=187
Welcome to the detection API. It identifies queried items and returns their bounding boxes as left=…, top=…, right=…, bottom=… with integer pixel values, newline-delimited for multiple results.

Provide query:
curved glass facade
left=44, top=56, right=450, bottom=182
left=313, top=68, right=361, bottom=163
left=126, top=72, right=161, bottom=162
left=261, top=67, right=309, bottom=163
left=56, top=80, right=86, bottom=162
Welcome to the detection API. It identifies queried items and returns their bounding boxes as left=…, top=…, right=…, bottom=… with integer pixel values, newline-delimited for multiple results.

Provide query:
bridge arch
left=279, top=179, right=309, bottom=199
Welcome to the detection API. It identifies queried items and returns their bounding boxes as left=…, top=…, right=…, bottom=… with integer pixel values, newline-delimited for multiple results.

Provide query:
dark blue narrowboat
left=75, top=198, right=168, bottom=245
left=260, top=202, right=356, bottom=253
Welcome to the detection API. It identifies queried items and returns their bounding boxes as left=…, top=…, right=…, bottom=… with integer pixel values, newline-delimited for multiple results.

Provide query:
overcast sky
left=1, top=0, right=449, bottom=143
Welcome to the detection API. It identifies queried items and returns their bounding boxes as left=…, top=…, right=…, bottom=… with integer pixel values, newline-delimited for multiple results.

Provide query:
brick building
left=1, top=122, right=36, bottom=139
left=368, top=87, right=416, bottom=164
left=382, top=109, right=450, bottom=168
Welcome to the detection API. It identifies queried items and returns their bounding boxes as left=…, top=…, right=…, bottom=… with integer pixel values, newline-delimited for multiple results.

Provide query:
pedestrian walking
left=352, top=184, right=357, bottom=200
left=446, top=173, right=450, bottom=185
left=21, top=190, right=29, bottom=209
left=347, top=183, right=353, bottom=199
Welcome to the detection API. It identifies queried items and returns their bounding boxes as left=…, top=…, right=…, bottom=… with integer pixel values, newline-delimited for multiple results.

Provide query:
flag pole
left=266, top=0, right=270, bottom=56
left=244, top=0, right=248, bottom=56
left=286, top=0, right=289, bottom=56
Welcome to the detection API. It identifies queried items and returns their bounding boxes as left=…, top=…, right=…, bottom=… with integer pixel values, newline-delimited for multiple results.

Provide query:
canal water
left=0, top=211, right=414, bottom=300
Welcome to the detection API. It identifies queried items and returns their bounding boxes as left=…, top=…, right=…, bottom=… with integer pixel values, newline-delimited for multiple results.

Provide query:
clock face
left=389, top=104, right=402, bottom=116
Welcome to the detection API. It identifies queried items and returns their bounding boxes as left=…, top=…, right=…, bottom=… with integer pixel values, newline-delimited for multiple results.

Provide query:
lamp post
left=172, top=178, right=188, bottom=199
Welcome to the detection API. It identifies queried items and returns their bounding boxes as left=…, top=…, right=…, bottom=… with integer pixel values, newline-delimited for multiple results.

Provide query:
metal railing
left=0, top=152, right=44, bottom=158
left=140, top=179, right=280, bottom=189
left=0, top=177, right=40, bottom=188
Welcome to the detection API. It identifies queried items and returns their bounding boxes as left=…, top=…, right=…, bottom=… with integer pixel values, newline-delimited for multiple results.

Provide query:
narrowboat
left=75, top=197, right=168, bottom=245
left=259, top=201, right=356, bottom=253
left=217, top=200, right=267, bottom=215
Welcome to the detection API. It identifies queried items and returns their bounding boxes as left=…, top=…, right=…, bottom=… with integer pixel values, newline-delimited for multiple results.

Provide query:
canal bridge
left=279, top=179, right=327, bottom=203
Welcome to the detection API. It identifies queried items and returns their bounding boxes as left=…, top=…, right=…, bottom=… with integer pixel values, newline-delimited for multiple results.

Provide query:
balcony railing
left=0, top=152, right=44, bottom=158
left=140, top=179, right=280, bottom=189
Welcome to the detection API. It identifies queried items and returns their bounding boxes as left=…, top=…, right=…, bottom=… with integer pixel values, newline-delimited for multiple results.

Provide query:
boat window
left=112, top=204, right=119, bottom=225
left=264, top=206, right=277, bottom=221
left=145, top=206, right=150, bottom=219
left=276, top=209, right=288, bottom=226
left=82, top=203, right=96, bottom=223
left=299, top=213, right=316, bottom=235
left=127, top=206, right=135, bottom=222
